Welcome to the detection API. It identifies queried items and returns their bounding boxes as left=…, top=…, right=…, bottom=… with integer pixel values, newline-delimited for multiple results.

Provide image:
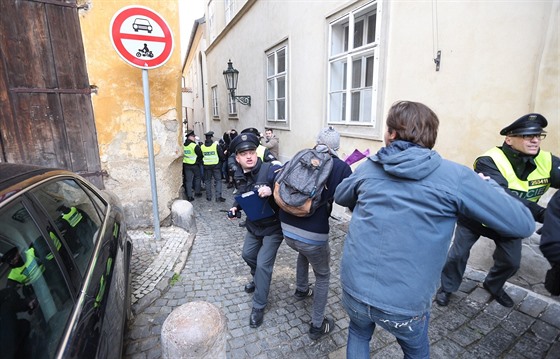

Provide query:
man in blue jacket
left=334, top=101, right=535, bottom=359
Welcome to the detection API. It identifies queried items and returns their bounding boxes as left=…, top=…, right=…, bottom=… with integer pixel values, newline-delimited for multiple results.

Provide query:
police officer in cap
left=436, top=113, right=560, bottom=307
left=201, top=131, right=226, bottom=202
left=183, top=130, right=203, bottom=201
left=227, top=132, right=283, bottom=328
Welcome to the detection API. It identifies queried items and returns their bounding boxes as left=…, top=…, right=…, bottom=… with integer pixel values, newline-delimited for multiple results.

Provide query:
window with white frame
left=208, top=0, right=216, bottom=41
left=328, top=2, right=380, bottom=125
left=225, top=0, right=235, bottom=24
left=211, top=86, right=219, bottom=117
left=266, top=45, right=287, bottom=122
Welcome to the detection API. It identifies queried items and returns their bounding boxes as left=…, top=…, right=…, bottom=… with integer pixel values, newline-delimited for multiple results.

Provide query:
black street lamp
left=223, top=60, right=251, bottom=106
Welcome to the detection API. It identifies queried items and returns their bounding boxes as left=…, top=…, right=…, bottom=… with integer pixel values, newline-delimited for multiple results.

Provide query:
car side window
left=32, top=179, right=104, bottom=276
left=0, top=202, right=73, bottom=359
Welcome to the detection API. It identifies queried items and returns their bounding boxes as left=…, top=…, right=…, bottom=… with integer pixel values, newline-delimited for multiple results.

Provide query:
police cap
left=241, top=127, right=260, bottom=136
left=230, top=133, right=259, bottom=153
left=204, top=131, right=214, bottom=137
left=500, top=113, right=548, bottom=136
left=186, top=130, right=195, bottom=138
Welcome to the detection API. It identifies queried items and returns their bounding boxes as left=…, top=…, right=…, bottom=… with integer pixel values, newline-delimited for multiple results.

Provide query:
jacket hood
left=371, top=140, right=441, bottom=180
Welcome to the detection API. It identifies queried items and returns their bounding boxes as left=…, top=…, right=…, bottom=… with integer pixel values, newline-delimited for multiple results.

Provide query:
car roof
left=0, top=163, right=67, bottom=200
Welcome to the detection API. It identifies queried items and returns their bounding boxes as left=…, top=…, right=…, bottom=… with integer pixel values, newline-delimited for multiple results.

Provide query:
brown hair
left=386, top=101, right=439, bottom=149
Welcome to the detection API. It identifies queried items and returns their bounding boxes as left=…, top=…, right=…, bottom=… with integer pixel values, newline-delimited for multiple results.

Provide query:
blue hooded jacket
left=334, top=141, right=535, bottom=316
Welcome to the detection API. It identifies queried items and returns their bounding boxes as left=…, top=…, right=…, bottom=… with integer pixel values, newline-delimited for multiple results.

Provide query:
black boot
left=249, top=307, right=264, bottom=328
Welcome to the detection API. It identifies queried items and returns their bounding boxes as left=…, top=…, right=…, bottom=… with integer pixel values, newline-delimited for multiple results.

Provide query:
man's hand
left=478, top=172, right=491, bottom=181
left=258, top=186, right=272, bottom=198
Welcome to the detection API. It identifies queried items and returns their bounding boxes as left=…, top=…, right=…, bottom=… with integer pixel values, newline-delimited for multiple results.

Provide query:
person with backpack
left=278, top=126, right=352, bottom=340
left=226, top=132, right=283, bottom=328
left=334, top=101, right=535, bottom=358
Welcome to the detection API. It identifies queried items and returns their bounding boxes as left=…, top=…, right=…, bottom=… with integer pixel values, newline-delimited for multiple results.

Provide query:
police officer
left=2, top=247, right=44, bottom=288
left=57, top=205, right=95, bottom=254
left=436, top=113, right=560, bottom=307
left=201, top=131, right=226, bottom=202
left=183, top=130, right=203, bottom=201
left=227, top=133, right=283, bottom=328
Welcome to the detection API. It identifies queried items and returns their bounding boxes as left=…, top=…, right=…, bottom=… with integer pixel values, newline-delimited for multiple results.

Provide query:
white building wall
left=200, top=0, right=557, bottom=167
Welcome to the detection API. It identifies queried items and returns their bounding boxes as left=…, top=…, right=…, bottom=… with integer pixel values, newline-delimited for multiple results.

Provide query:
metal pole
left=142, top=69, right=161, bottom=240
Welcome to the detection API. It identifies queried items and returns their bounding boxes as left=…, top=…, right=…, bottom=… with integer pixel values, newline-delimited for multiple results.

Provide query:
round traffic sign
left=110, top=6, right=174, bottom=69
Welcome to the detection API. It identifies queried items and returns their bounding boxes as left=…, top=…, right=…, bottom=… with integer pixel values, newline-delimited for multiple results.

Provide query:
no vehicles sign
left=110, top=6, right=174, bottom=69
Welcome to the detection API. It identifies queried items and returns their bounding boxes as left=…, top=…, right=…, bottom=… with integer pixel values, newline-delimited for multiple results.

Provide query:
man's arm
left=476, top=155, right=546, bottom=222
left=458, top=167, right=535, bottom=239
left=260, top=136, right=278, bottom=150
left=195, top=145, right=203, bottom=163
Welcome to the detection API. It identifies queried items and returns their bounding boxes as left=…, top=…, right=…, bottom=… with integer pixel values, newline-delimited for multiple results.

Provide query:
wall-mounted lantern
left=223, top=60, right=251, bottom=106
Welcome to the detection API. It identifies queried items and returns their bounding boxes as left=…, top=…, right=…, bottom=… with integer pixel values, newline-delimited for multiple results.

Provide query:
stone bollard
left=161, top=301, right=227, bottom=359
left=171, top=199, right=197, bottom=233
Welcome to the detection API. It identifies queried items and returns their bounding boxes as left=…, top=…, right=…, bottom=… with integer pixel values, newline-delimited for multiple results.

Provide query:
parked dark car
left=0, top=163, right=132, bottom=358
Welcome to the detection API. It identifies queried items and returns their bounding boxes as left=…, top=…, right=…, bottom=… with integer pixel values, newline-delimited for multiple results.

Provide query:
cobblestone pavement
left=124, top=186, right=560, bottom=359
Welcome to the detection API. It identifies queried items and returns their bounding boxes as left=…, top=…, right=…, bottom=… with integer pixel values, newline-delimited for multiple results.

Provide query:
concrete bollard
left=161, top=301, right=227, bottom=359
left=171, top=199, right=197, bottom=233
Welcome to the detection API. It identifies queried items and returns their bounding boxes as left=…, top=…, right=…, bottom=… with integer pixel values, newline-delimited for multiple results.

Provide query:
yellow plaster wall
left=78, top=0, right=184, bottom=228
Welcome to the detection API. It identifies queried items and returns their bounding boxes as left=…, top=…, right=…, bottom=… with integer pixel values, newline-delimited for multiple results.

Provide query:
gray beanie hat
left=316, top=126, right=340, bottom=151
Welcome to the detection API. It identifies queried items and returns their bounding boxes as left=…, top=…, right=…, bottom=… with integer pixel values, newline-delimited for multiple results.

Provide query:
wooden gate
left=0, top=0, right=103, bottom=188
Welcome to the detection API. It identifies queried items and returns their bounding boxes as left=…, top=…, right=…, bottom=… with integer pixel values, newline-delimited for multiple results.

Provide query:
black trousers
left=440, top=224, right=522, bottom=295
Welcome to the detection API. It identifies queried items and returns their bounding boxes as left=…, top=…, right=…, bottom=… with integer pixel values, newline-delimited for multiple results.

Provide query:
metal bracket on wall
left=434, top=51, right=441, bottom=72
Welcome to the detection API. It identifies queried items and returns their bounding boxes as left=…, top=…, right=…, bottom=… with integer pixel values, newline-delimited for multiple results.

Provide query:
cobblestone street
left=124, top=187, right=560, bottom=358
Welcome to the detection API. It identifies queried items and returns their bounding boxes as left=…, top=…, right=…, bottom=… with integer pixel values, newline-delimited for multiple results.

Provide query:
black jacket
left=540, top=190, right=560, bottom=264
left=233, top=159, right=282, bottom=236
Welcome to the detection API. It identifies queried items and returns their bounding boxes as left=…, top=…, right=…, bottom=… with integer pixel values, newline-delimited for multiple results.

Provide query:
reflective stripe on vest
left=257, top=145, right=265, bottom=161
left=480, top=147, right=552, bottom=202
left=201, top=143, right=219, bottom=165
left=46, top=231, right=62, bottom=260
left=183, top=142, right=197, bottom=164
left=61, top=206, right=83, bottom=227
left=8, top=248, right=44, bottom=285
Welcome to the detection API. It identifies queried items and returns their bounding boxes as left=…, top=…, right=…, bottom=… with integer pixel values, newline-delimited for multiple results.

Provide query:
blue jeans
left=284, top=237, right=330, bottom=328
left=342, top=290, right=430, bottom=359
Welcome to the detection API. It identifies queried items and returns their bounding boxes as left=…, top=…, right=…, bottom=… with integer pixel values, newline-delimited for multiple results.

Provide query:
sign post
left=110, top=6, right=175, bottom=240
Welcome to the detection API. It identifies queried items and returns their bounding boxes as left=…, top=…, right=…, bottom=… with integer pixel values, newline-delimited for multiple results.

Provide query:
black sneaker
left=309, top=317, right=334, bottom=340
left=294, top=288, right=313, bottom=301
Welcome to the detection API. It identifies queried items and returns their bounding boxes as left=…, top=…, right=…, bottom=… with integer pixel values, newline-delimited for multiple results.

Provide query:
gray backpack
left=273, top=147, right=333, bottom=217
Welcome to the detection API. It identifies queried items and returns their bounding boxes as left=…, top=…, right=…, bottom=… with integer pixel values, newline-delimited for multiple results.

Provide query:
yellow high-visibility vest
left=183, top=142, right=198, bottom=164
left=479, top=147, right=552, bottom=202
left=201, top=143, right=219, bottom=165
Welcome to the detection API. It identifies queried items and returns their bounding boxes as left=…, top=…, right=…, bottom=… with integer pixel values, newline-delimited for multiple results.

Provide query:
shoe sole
left=294, top=289, right=313, bottom=301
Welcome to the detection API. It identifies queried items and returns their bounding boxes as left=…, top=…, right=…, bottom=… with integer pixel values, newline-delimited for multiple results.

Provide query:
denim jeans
left=284, top=236, right=330, bottom=328
left=342, top=290, right=430, bottom=359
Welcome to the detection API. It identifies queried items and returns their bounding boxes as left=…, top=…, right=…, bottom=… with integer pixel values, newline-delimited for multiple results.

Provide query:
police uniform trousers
left=203, top=164, right=222, bottom=200
left=241, top=230, right=283, bottom=310
left=440, top=223, right=522, bottom=296
left=183, top=163, right=201, bottom=197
